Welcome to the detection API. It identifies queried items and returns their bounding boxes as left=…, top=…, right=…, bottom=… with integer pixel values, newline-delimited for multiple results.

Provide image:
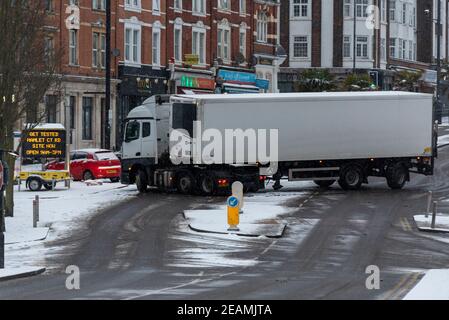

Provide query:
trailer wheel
left=386, top=163, right=408, bottom=190
left=135, top=169, right=148, bottom=193
left=28, top=177, right=43, bottom=192
left=198, top=174, right=215, bottom=195
left=314, top=180, right=335, bottom=189
left=176, top=172, right=195, bottom=194
left=338, top=165, right=364, bottom=190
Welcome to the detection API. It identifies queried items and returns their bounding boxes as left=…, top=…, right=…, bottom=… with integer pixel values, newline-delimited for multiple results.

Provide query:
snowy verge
left=413, top=214, right=449, bottom=233
left=4, top=180, right=138, bottom=269
left=0, top=267, right=46, bottom=282
left=404, top=269, right=449, bottom=300
left=5, top=227, right=49, bottom=244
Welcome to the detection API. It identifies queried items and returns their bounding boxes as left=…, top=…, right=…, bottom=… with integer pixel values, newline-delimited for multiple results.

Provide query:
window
left=408, top=40, right=413, bottom=60
left=257, top=12, right=268, bottom=42
left=239, top=0, right=246, bottom=14
left=192, top=28, right=206, bottom=64
left=125, top=121, right=140, bottom=142
left=92, top=32, right=106, bottom=68
left=389, top=38, right=396, bottom=58
left=218, top=0, right=230, bottom=10
left=44, top=36, right=54, bottom=63
left=153, top=0, right=160, bottom=13
left=356, top=0, right=369, bottom=18
left=381, top=38, right=386, bottom=60
left=402, top=3, right=407, bottom=24
left=125, top=25, right=141, bottom=64
left=193, top=0, right=205, bottom=14
left=142, top=122, right=151, bottom=138
left=389, top=0, right=396, bottom=21
left=45, top=0, right=53, bottom=12
left=125, top=0, right=141, bottom=11
left=152, top=29, right=161, bottom=66
left=217, top=26, right=230, bottom=61
left=69, top=29, right=78, bottom=65
left=82, top=97, right=93, bottom=141
left=343, top=36, right=351, bottom=58
left=174, top=0, right=182, bottom=10
left=174, top=26, right=182, bottom=63
left=356, top=36, right=368, bottom=58
left=293, top=36, right=309, bottom=58
left=381, top=0, right=387, bottom=22
left=45, top=95, right=57, bottom=123
left=69, top=0, right=79, bottom=5
left=293, top=0, right=310, bottom=18
left=344, top=0, right=352, bottom=17
left=92, top=0, right=105, bottom=10
left=400, top=39, right=406, bottom=59
left=239, top=28, right=246, bottom=57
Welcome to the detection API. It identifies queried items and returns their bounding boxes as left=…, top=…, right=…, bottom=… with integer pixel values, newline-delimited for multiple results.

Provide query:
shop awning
left=222, top=83, right=261, bottom=94
left=181, top=89, right=214, bottom=95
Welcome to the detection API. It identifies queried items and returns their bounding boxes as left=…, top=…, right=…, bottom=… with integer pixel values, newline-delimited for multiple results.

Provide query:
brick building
left=36, top=1, right=284, bottom=150
left=115, top=0, right=169, bottom=148
left=38, top=0, right=120, bottom=151
left=279, top=0, right=449, bottom=93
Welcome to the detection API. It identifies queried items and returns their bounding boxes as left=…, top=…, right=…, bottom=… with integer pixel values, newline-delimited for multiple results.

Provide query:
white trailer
left=121, top=92, right=436, bottom=193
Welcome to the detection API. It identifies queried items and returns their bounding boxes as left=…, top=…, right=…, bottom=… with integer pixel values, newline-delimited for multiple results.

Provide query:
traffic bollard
left=33, top=195, right=40, bottom=228
left=431, top=201, right=437, bottom=229
left=426, top=191, right=433, bottom=218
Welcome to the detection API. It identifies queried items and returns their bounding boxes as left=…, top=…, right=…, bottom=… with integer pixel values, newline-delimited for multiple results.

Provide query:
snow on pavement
left=4, top=181, right=137, bottom=269
left=0, top=267, right=46, bottom=281
left=404, top=269, right=449, bottom=300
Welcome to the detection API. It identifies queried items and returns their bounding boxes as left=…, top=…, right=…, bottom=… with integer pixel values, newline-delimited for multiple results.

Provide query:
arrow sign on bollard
left=227, top=195, right=240, bottom=232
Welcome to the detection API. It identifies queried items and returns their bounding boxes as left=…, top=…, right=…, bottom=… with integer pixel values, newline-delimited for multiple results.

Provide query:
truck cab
left=120, top=95, right=170, bottom=185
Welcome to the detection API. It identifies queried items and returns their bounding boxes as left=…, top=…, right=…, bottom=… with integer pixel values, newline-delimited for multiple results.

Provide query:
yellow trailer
left=19, top=170, right=71, bottom=191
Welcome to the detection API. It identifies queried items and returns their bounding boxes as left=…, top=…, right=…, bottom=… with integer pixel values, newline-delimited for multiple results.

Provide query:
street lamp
left=425, top=1, right=443, bottom=123
left=104, top=0, right=111, bottom=149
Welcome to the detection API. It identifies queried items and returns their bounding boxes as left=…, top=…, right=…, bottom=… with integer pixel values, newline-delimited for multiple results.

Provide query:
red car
left=45, top=149, right=121, bottom=182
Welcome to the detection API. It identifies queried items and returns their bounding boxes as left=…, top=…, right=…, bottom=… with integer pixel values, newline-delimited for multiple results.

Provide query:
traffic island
left=413, top=214, right=449, bottom=233
left=184, top=208, right=289, bottom=238
left=0, top=267, right=46, bottom=282
left=188, top=222, right=287, bottom=238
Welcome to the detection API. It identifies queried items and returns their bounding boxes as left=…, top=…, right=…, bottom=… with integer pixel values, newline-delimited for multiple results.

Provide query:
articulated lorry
left=121, top=91, right=436, bottom=194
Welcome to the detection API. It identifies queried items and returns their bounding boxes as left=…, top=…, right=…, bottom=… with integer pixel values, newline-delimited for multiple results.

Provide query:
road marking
left=384, top=272, right=421, bottom=300
left=400, top=217, right=413, bottom=232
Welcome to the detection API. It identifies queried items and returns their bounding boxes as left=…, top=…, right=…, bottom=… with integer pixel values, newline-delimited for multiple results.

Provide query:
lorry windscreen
left=172, top=103, right=197, bottom=137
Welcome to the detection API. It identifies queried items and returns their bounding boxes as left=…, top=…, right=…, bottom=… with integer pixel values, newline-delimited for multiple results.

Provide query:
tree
left=343, top=73, right=375, bottom=91
left=393, top=70, right=422, bottom=92
left=0, top=1, right=62, bottom=220
left=294, top=69, right=336, bottom=92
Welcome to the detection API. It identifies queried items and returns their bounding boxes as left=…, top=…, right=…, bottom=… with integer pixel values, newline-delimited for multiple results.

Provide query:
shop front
left=171, top=67, right=216, bottom=94
left=215, top=69, right=269, bottom=94
left=117, top=65, right=169, bottom=147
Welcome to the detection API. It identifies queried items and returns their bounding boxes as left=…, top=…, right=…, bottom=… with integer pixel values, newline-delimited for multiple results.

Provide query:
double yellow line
left=400, top=217, right=413, bottom=232
left=384, top=272, right=421, bottom=300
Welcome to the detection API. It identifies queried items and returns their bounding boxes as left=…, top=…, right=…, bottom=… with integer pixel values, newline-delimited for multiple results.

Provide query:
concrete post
left=431, top=201, right=437, bottom=229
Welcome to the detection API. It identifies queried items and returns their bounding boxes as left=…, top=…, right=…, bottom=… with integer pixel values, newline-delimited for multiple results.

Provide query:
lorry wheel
left=28, top=177, right=43, bottom=192
left=338, top=165, right=364, bottom=190
left=176, top=172, right=195, bottom=194
left=386, top=163, right=408, bottom=190
left=198, top=174, right=215, bottom=195
left=314, top=180, right=335, bottom=188
left=135, top=169, right=148, bottom=193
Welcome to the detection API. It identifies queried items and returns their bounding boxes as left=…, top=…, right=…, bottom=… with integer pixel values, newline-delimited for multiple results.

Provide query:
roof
left=73, top=149, right=111, bottom=154
left=24, top=123, right=65, bottom=130
left=171, top=91, right=432, bottom=104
